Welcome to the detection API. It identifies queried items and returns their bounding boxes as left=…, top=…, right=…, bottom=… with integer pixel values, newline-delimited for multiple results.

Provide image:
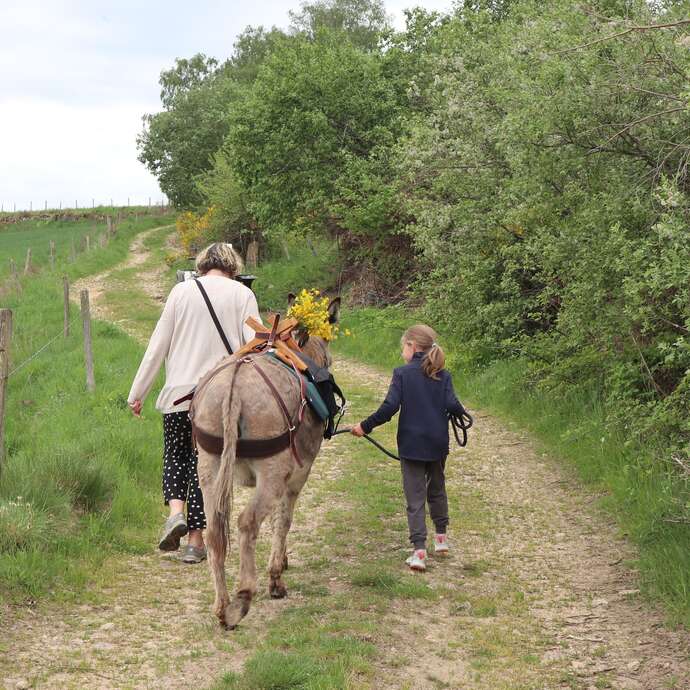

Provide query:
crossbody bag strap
left=194, top=278, right=233, bottom=355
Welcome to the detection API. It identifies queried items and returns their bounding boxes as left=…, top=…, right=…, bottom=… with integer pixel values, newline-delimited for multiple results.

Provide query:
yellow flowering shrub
left=287, top=289, right=340, bottom=341
left=176, top=207, right=217, bottom=254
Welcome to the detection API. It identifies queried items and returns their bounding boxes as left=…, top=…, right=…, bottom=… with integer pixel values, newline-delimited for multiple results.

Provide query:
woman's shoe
left=434, top=534, right=449, bottom=556
left=405, top=549, right=427, bottom=572
left=181, top=544, right=207, bottom=564
left=158, top=512, right=188, bottom=551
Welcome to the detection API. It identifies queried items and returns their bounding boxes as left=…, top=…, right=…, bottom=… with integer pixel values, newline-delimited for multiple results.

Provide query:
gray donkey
left=191, top=298, right=340, bottom=630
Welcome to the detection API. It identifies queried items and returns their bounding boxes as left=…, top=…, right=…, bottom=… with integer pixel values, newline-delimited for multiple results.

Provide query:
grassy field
left=0, top=212, right=175, bottom=600
left=0, top=207, right=166, bottom=280
left=332, top=307, right=690, bottom=627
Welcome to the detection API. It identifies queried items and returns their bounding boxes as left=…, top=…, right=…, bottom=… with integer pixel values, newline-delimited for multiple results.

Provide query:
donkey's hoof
left=223, top=590, right=252, bottom=629
left=269, top=581, right=288, bottom=599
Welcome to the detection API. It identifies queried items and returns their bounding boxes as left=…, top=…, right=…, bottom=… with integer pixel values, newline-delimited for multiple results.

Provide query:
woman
left=128, top=242, right=260, bottom=563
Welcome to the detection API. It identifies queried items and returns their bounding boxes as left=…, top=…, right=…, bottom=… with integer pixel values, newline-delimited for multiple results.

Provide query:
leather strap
left=194, top=278, right=233, bottom=355
left=190, top=353, right=305, bottom=467
left=193, top=421, right=293, bottom=458
left=247, top=357, right=304, bottom=467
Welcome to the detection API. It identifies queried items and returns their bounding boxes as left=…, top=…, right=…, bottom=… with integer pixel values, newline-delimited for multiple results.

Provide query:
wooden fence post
left=24, top=247, right=32, bottom=274
left=63, top=277, right=70, bottom=338
left=80, top=290, right=95, bottom=392
left=9, top=259, right=21, bottom=294
left=246, top=240, right=259, bottom=269
left=0, top=309, right=12, bottom=473
left=106, top=216, right=113, bottom=236
left=85, top=235, right=90, bottom=252
left=49, top=240, right=55, bottom=270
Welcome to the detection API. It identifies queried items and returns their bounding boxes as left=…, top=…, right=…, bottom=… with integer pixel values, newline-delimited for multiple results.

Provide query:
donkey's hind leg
left=268, top=489, right=300, bottom=599
left=197, top=450, right=230, bottom=625
left=223, top=463, right=287, bottom=629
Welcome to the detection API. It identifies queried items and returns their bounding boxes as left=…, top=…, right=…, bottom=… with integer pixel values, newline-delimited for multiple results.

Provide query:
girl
left=351, top=325, right=466, bottom=572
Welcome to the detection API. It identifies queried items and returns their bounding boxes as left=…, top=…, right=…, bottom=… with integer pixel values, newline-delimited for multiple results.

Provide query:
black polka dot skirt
left=162, top=411, right=206, bottom=530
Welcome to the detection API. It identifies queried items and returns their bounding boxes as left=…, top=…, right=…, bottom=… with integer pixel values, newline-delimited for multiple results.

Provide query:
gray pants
left=400, top=458, right=449, bottom=550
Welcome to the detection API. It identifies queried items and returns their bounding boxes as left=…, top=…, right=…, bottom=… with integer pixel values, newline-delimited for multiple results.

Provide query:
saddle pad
left=266, top=352, right=331, bottom=422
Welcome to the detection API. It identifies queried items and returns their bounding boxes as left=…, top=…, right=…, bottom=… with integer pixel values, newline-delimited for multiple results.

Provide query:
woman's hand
left=129, top=400, right=143, bottom=417
left=351, top=423, right=365, bottom=437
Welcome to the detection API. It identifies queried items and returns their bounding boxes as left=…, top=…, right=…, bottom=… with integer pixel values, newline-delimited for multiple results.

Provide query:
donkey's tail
left=212, top=365, right=242, bottom=546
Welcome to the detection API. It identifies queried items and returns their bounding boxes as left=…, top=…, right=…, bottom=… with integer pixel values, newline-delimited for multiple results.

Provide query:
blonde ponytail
left=401, top=325, right=446, bottom=380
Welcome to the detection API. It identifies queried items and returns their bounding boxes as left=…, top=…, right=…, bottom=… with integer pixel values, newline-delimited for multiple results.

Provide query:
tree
left=226, top=33, right=402, bottom=234
left=229, top=25, right=287, bottom=84
left=397, top=0, right=690, bottom=457
left=137, top=54, right=238, bottom=207
left=195, top=149, right=257, bottom=254
left=289, top=0, right=390, bottom=50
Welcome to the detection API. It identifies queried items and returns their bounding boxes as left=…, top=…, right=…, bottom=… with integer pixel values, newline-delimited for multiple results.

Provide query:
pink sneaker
left=434, top=534, right=449, bottom=556
left=405, top=549, right=427, bottom=571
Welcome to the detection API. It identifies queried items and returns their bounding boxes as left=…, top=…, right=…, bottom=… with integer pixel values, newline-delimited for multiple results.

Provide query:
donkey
left=192, top=298, right=340, bottom=629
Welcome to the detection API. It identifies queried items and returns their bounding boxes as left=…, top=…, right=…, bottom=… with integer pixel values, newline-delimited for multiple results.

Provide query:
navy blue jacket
left=360, top=352, right=465, bottom=462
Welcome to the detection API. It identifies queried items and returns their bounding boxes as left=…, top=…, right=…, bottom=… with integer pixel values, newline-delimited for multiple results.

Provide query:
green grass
left=214, top=614, right=375, bottom=689
left=0, top=206, right=167, bottom=280
left=332, top=306, right=690, bottom=627
left=0, top=212, right=175, bottom=601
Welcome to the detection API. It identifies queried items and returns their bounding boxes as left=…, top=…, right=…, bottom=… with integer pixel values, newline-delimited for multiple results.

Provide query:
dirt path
left=71, top=224, right=175, bottom=342
left=336, top=361, right=690, bottom=690
left=4, top=229, right=689, bottom=689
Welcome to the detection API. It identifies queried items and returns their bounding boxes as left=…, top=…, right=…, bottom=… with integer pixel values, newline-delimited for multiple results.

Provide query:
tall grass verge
left=0, top=214, right=174, bottom=601
left=332, top=306, right=690, bottom=627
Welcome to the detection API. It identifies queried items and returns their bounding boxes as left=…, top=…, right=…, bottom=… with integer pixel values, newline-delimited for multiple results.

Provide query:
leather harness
left=187, top=352, right=308, bottom=467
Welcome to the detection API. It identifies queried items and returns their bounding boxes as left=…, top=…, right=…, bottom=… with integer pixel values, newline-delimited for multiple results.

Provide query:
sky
left=0, top=0, right=453, bottom=212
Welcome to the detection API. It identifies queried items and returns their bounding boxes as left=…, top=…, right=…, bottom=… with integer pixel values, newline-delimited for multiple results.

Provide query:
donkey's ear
left=298, top=330, right=310, bottom=348
left=327, top=297, right=341, bottom=324
left=287, top=292, right=297, bottom=309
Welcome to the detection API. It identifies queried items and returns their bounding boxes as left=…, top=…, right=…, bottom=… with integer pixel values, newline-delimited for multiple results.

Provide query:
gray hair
left=195, top=242, right=244, bottom=277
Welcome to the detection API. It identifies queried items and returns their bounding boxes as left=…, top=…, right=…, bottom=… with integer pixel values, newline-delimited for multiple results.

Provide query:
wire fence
left=0, top=197, right=169, bottom=214
left=8, top=315, right=81, bottom=378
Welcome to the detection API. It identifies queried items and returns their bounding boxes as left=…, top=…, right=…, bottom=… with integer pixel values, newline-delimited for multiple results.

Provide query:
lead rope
left=330, top=427, right=402, bottom=460
left=330, top=409, right=473, bottom=461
